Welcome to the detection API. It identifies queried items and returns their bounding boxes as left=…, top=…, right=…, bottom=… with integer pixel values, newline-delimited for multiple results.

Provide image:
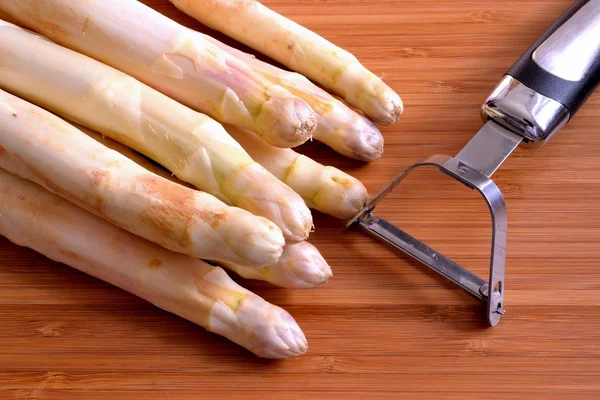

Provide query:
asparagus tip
left=234, top=296, right=308, bottom=358
left=224, top=213, right=285, bottom=267
left=257, top=90, right=317, bottom=148
left=280, top=208, right=313, bottom=243
left=306, top=261, right=333, bottom=287
left=369, top=90, right=404, bottom=126
left=274, top=309, right=309, bottom=357
left=337, top=116, right=384, bottom=162
left=286, top=242, right=333, bottom=288
left=390, top=98, right=404, bottom=123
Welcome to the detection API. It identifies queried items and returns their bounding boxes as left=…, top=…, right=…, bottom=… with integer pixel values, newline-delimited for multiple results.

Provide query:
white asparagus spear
left=222, top=242, right=332, bottom=289
left=0, top=169, right=307, bottom=358
left=226, top=126, right=369, bottom=220
left=0, top=89, right=284, bottom=267
left=89, top=131, right=332, bottom=289
left=202, top=33, right=384, bottom=161
left=0, top=0, right=317, bottom=148
left=169, top=0, right=403, bottom=125
left=0, top=20, right=313, bottom=242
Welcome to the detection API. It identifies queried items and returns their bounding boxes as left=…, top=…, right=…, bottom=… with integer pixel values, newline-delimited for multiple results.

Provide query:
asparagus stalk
left=84, top=129, right=196, bottom=189
left=0, top=20, right=312, bottom=242
left=0, top=0, right=317, bottom=148
left=0, top=168, right=307, bottom=358
left=89, top=131, right=332, bottom=289
left=0, top=88, right=284, bottom=267
left=168, top=0, right=403, bottom=125
left=227, top=126, right=369, bottom=220
left=223, top=242, right=332, bottom=289
left=203, top=34, right=384, bottom=161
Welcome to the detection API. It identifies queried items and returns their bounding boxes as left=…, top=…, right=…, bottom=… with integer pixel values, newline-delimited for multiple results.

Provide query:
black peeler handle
left=508, top=0, right=600, bottom=115
left=483, top=0, right=600, bottom=144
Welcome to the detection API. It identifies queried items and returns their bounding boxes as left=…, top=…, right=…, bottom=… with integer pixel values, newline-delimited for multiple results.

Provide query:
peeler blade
left=456, top=121, right=523, bottom=178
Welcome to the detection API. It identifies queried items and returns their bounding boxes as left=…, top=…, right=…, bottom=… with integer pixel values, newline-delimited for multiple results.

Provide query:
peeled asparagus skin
left=227, top=126, right=369, bottom=220
left=0, top=169, right=307, bottom=358
left=0, top=20, right=312, bottom=242
left=169, top=0, right=403, bottom=125
left=203, top=34, right=384, bottom=161
left=0, top=0, right=317, bottom=148
left=0, top=89, right=284, bottom=267
left=222, top=241, right=332, bottom=289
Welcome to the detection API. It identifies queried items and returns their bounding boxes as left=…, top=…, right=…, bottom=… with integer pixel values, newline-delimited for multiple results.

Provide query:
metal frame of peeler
left=346, top=156, right=506, bottom=327
left=347, top=0, right=600, bottom=327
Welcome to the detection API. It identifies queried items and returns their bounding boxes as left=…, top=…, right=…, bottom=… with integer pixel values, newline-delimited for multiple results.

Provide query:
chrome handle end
left=481, top=76, right=571, bottom=146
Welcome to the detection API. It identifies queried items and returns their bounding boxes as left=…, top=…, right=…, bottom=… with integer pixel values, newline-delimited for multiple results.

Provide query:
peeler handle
left=482, top=0, right=600, bottom=145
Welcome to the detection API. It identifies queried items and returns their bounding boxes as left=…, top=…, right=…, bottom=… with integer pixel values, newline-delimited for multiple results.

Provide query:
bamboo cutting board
left=1, top=0, right=600, bottom=398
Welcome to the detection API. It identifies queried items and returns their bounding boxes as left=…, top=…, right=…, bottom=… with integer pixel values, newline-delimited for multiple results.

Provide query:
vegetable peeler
left=347, top=0, right=600, bottom=326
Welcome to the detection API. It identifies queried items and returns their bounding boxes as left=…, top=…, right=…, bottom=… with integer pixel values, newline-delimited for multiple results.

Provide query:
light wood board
left=1, top=1, right=599, bottom=398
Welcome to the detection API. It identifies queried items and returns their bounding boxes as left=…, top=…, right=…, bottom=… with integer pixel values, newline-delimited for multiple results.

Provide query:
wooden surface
left=1, top=0, right=600, bottom=398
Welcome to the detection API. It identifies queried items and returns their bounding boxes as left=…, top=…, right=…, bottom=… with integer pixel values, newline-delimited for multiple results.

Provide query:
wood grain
left=1, top=0, right=600, bottom=398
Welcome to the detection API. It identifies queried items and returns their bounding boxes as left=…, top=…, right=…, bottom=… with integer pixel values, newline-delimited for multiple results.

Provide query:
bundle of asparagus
left=169, top=0, right=404, bottom=125
left=202, top=35, right=386, bottom=161
left=0, top=88, right=285, bottom=267
left=0, top=0, right=403, bottom=357
left=0, top=19, right=313, bottom=242
left=202, top=31, right=386, bottom=161
left=91, top=131, right=333, bottom=290
left=0, top=0, right=401, bottom=161
left=0, top=169, right=307, bottom=358
left=0, top=0, right=316, bottom=148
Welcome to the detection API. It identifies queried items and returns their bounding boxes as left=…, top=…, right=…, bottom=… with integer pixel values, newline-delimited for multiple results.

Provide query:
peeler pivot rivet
left=480, top=284, right=490, bottom=297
